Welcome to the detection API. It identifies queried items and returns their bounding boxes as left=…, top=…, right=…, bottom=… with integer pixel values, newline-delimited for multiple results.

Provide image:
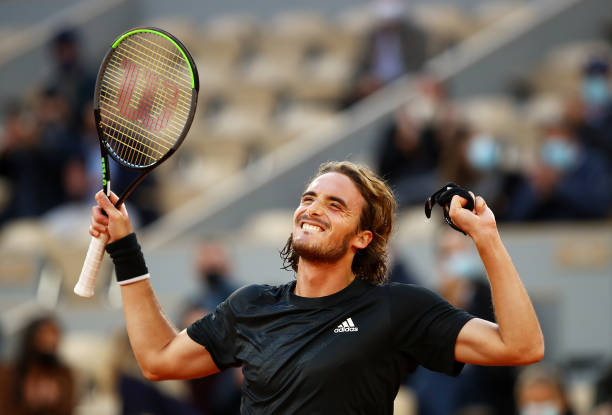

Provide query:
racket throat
left=115, top=171, right=152, bottom=208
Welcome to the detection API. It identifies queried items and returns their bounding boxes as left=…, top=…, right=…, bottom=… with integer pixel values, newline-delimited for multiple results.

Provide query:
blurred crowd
left=376, top=59, right=612, bottom=221
left=0, top=239, right=245, bottom=415
left=1, top=3, right=611, bottom=234
left=1, top=0, right=612, bottom=414
left=0, top=29, right=159, bottom=230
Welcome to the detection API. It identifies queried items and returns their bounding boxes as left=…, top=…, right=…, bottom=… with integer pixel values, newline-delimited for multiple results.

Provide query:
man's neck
left=294, top=257, right=355, bottom=298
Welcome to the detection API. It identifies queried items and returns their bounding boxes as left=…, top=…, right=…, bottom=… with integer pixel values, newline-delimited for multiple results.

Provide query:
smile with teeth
left=302, top=223, right=324, bottom=232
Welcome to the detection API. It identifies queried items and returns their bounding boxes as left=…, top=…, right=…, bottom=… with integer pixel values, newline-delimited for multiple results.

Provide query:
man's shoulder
left=226, top=281, right=292, bottom=308
left=385, top=282, right=443, bottom=303
left=386, top=281, right=426, bottom=292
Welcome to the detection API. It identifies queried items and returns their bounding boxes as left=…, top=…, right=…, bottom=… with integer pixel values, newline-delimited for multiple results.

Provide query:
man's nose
left=306, top=200, right=323, bottom=216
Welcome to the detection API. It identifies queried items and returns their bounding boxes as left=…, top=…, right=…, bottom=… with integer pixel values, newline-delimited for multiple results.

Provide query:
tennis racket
left=74, top=27, right=199, bottom=297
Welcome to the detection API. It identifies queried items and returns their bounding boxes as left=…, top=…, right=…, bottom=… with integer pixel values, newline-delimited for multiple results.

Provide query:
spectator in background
left=407, top=228, right=516, bottom=415
left=378, top=77, right=464, bottom=209
left=45, top=28, right=95, bottom=128
left=190, top=242, right=240, bottom=312
left=386, top=253, right=418, bottom=285
left=181, top=241, right=242, bottom=415
left=0, top=316, right=75, bottom=415
left=567, top=57, right=612, bottom=163
left=0, top=29, right=97, bottom=226
left=0, top=100, right=41, bottom=222
left=377, top=103, right=442, bottom=208
left=515, top=364, right=575, bottom=415
left=504, top=116, right=612, bottom=221
left=437, top=121, right=526, bottom=222
left=0, top=94, right=78, bottom=222
left=342, top=0, right=427, bottom=107
left=34, top=87, right=83, bottom=204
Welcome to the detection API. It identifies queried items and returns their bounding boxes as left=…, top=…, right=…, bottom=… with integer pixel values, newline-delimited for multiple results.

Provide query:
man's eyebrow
left=301, top=190, right=317, bottom=199
left=328, top=196, right=348, bottom=208
left=301, top=191, right=348, bottom=209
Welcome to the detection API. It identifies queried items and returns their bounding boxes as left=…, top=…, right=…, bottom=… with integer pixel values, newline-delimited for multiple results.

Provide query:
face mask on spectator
left=203, top=271, right=223, bottom=286
left=441, top=251, right=483, bottom=280
left=520, top=402, right=561, bottom=415
left=467, top=134, right=501, bottom=171
left=540, top=138, right=577, bottom=170
left=581, top=76, right=611, bottom=107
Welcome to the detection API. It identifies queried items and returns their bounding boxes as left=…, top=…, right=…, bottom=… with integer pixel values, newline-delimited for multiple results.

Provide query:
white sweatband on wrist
left=117, top=273, right=151, bottom=286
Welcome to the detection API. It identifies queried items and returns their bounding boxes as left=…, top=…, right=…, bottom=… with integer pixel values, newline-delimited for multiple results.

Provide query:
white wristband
left=117, top=273, right=151, bottom=286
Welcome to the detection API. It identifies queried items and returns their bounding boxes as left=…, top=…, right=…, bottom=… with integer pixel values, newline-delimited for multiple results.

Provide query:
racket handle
left=74, top=233, right=109, bottom=298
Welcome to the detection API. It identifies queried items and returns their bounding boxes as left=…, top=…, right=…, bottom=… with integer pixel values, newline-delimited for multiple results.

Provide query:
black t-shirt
left=187, top=278, right=474, bottom=414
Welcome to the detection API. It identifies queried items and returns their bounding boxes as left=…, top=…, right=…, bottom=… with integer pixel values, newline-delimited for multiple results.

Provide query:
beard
left=291, top=229, right=354, bottom=264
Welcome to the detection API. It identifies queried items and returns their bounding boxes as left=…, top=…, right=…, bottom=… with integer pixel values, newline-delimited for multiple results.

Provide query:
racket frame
left=93, top=27, right=199, bottom=208
left=74, top=27, right=199, bottom=297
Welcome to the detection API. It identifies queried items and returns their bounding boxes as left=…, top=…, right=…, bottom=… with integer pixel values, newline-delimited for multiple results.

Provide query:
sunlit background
left=0, top=0, right=611, bottom=414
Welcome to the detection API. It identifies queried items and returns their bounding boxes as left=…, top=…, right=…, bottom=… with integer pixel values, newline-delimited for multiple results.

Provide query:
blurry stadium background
left=0, top=0, right=611, bottom=414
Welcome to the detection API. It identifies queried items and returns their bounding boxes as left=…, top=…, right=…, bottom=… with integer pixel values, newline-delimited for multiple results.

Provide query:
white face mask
left=540, top=138, right=578, bottom=170
left=441, top=252, right=483, bottom=280
left=467, top=134, right=501, bottom=171
left=581, top=76, right=611, bottom=107
left=520, top=402, right=561, bottom=415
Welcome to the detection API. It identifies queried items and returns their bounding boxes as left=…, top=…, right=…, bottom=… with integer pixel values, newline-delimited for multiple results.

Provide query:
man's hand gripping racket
left=74, top=27, right=199, bottom=297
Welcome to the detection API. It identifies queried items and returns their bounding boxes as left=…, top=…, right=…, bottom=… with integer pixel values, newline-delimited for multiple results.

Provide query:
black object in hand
left=424, top=183, right=475, bottom=235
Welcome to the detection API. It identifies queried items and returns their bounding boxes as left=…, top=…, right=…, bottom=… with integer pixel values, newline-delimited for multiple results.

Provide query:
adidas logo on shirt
left=334, top=317, right=359, bottom=333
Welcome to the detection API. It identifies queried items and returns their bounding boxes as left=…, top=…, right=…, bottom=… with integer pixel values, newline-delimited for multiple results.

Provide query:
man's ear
left=353, top=230, right=373, bottom=249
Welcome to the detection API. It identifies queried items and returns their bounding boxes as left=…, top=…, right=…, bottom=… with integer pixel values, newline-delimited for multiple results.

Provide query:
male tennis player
left=90, top=161, right=544, bottom=414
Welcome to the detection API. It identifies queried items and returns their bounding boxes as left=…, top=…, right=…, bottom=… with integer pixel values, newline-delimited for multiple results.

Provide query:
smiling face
left=280, top=161, right=395, bottom=284
left=291, top=172, right=371, bottom=264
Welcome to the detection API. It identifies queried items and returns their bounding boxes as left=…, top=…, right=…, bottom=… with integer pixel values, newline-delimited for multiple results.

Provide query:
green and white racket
left=74, top=27, right=199, bottom=297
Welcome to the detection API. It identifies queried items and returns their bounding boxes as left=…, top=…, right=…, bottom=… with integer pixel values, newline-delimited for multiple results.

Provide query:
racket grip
left=74, top=233, right=109, bottom=298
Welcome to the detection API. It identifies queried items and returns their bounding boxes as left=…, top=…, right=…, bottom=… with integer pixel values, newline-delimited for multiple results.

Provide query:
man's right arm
left=119, top=279, right=219, bottom=381
left=91, top=191, right=219, bottom=381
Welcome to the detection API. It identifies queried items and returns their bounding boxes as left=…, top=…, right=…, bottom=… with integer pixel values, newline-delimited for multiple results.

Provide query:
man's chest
left=235, top=301, right=391, bottom=392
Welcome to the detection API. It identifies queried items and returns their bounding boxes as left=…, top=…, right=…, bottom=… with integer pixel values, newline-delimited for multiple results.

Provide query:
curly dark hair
left=280, top=161, right=396, bottom=285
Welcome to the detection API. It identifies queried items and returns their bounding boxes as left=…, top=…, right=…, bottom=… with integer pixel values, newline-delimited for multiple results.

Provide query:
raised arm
left=91, top=191, right=219, bottom=380
left=448, top=193, right=545, bottom=366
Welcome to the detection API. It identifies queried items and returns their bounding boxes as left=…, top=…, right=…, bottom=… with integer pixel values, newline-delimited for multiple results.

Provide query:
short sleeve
left=389, top=283, right=474, bottom=376
left=187, top=297, right=240, bottom=370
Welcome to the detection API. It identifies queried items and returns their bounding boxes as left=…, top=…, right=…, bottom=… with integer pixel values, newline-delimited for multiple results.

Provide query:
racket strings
left=98, top=31, right=194, bottom=167
left=99, top=84, right=178, bottom=147
left=99, top=72, right=189, bottom=137
left=123, top=35, right=192, bottom=90
left=103, top=40, right=188, bottom=165
left=111, top=47, right=192, bottom=105
left=101, top=82, right=184, bottom=165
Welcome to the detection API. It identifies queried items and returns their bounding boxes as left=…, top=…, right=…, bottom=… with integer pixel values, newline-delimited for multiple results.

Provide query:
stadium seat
left=0, top=221, right=49, bottom=293
left=269, top=103, right=341, bottom=143
left=411, top=3, right=478, bottom=56
left=474, top=1, right=522, bottom=27
left=458, top=95, right=522, bottom=140
left=144, top=16, right=198, bottom=52
left=531, top=41, right=612, bottom=95
left=238, top=209, right=294, bottom=244
left=336, top=4, right=377, bottom=39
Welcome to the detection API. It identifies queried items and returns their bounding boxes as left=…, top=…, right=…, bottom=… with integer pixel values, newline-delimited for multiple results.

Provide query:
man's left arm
left=449, top=194, right=545, bottom=366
